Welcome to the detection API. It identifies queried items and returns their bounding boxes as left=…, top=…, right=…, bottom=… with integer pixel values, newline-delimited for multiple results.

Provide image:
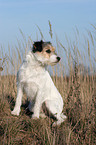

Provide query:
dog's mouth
left=49, top=61, right=60, bottom=66
left=47, top=57, right=61, bottom=66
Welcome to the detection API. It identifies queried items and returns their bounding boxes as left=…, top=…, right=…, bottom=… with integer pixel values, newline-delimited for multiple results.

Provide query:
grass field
left=0, top=25, right=96, bottom=144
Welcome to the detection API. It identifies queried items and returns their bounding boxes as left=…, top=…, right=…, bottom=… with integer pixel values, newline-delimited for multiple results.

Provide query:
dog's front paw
left=11, top=108, right=20, bottom=116
left=32, top=114, right=39, bottom=119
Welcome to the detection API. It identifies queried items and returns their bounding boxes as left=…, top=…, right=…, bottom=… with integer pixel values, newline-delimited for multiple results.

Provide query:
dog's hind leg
left=11, top=84, right=23, bottom=116
left=45, top=100, right=67, bottom=126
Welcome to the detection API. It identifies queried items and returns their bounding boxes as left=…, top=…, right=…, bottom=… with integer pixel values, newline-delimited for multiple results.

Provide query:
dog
left=11, top=40, right=67, bottom=126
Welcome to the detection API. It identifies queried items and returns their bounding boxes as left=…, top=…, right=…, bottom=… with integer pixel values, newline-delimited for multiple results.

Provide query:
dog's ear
left=32, top=40, right=44, bottom=53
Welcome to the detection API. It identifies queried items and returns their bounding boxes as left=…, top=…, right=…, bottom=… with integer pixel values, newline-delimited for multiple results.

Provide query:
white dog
left=11, top=40, right=67, bottom=126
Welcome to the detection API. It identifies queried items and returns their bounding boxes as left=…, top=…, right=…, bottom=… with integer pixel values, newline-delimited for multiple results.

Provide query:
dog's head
left=32, top=40, right=61, bottom=65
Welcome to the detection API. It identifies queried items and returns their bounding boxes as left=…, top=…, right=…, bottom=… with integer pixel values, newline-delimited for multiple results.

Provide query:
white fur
left=11, top=51, right=67, bottom=126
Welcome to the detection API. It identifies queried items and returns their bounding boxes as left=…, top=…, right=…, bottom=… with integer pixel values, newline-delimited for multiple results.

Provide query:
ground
left=0, top=74, right=96, bottom=145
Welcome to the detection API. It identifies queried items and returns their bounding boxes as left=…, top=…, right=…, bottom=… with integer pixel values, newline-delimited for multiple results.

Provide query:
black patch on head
left=32, top=40, right=52, bottom=53
left=32, top=40, right=44, bottom=53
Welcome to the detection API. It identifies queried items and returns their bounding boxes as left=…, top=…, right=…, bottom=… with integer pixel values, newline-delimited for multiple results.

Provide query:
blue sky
left=0, top=0, right=96, bottom=49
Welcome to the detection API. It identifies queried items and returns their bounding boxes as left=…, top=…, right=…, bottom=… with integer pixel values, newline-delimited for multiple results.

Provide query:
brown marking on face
left=51, top=46, right=55, bottom=52
left=36, top=44, right=56, bottom=59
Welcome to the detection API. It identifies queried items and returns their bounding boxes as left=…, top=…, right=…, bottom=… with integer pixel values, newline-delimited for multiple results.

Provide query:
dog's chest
left=19, top=64, right=48, bottom=85
left=26, top=65, right=46, bottom=78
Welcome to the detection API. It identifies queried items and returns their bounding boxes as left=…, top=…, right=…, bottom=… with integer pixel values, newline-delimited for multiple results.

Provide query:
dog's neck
left=33, top=52, right=47, bottom=68
left=25, top=51, right=47, bottom=69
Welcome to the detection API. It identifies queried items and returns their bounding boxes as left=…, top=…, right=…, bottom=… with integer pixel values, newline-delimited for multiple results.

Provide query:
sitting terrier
left=11, top=40, right=67, bottom=126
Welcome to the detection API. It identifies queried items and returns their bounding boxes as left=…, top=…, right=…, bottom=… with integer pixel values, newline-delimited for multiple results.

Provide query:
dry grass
left=0, top=73, right=96, bottom=145
left=0, top=24, right=96, bottom=144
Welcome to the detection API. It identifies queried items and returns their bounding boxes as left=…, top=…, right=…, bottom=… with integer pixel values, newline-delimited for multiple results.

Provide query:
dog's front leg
left=32, top=91, right=42, bottom=119
left=11, top=84, right=23, bottom=116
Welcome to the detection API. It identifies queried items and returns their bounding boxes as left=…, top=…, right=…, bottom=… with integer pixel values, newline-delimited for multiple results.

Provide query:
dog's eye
left=46, top=49, right=51, bottom=53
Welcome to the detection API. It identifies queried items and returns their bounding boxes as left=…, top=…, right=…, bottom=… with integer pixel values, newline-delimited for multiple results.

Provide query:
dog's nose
left=57, top=57, right=61, bottom=62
